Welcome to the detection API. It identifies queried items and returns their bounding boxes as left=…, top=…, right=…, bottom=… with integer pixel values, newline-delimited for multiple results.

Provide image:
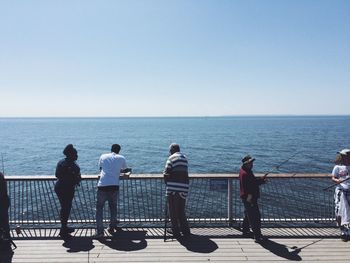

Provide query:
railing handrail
left=4, top=173, right=331, bottom=181
left=6, top=173, right=335, bottom=227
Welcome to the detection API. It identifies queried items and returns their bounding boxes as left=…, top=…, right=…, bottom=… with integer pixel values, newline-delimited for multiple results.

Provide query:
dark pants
left=242, top=199, right=262, bottom=238
left=0, top=205, right=10, bottom=239
left=168, top=193, right=190, bottom=236
left=55, top=184, right=75, bottom=227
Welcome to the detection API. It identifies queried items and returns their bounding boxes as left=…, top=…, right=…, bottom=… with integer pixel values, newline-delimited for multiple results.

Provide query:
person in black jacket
left=0, top=171, right=11, bottom=242
left=55, top=144, right=81, bottom=238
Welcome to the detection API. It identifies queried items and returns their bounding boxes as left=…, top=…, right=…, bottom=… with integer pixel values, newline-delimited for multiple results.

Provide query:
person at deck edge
left=163, top=143, right=190, bottom=238
left=331, top=149, right=350, bottom=241
left=0, top=171, right=11, bottom=243
left=55, top=144, right=81, bottom=238
left=94, top=144, right=131, bottom=238
left=239, top=155, right=267, bottom=243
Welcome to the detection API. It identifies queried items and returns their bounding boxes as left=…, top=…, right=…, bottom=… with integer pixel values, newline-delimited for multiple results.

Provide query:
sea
left=1, top=116, right=349, bottom=176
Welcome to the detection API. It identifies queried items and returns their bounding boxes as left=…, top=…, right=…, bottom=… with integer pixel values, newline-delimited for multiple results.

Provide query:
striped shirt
left=164, top=152, right=189, bottom=197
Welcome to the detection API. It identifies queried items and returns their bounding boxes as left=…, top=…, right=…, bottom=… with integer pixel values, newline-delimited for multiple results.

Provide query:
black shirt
left=55, top=158, right=81, bottom=188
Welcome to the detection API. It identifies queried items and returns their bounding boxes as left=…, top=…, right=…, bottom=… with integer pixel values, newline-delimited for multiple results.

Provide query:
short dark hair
left=63, top=144, right=77, bottom=157
left=111, top=144, right=121, bottom=154
left=169, top=143, right=180, bottom=154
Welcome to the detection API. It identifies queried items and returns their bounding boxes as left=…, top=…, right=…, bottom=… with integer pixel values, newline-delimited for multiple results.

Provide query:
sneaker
left=107, top=227, right=115, bottom=235
left=340, top=232, right=348, bottom=242
left=64, top=226, right=75, bottom=233
left=254, top=236, right=268, bottom=243
left=242, top=231, right=254, bottom=238
left=108, top=226, right=122, bottom=235
left=92, top=232, right=104, bottom=239
left=59, top=232, right=73, bottom=240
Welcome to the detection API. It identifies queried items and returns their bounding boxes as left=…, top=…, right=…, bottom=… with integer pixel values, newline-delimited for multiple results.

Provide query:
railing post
left=227, top=178, right=233, bottom=226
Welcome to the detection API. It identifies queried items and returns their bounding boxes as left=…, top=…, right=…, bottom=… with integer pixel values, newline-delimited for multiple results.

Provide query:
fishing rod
left=323, top=176, right=350, bottom=191
left=263, top=151, right=300, bottom=178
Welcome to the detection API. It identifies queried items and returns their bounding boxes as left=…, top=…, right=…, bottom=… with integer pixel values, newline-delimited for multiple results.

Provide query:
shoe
left=340, top=233, right=348, bottom=242
left=92, top=232, right=104, bottom=239
left=107, top=227, right=114, bottom=235
left=254, top=236, right=268, bottom=243
left=182, top=233, right=192, bottom=239
left=242, top=231, right=254, bottom=238
left=59, top=226, right=75, bottom=235
left=64, top=226, right=75, bottom=233
left=59, top=232, right=73, bottom=240
left=107, top=226, right=122, bottom=235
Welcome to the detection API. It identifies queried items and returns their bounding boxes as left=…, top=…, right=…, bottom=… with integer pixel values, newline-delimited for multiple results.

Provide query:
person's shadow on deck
left=178, top=234, right=218, bottom=253
left=100, top=230, right=147, bottom=251
left=258, top=239, right=302, bottom=261
left=63, top=237, right=95, bottom=252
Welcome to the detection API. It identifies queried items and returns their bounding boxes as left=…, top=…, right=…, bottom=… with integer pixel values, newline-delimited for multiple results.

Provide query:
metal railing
left=5, top=174, right=335, bottom=229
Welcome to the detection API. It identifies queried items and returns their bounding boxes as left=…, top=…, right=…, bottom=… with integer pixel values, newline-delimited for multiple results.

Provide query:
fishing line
left=263, top=151, right=300, bottom=178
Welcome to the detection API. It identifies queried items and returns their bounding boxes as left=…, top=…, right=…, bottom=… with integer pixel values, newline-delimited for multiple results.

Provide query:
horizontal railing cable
left=5, top=174, right=335, bottom=229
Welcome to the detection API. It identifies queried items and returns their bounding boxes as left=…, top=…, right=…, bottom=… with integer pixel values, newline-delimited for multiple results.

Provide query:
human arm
left=0, top=172, right=10, bottom=209
left=55, top=160, right=65, bottom=180
left=163, top=158, right=172, bottom=183
left=331, top=166, right=342, bottom=184
left=120, top=158, right=131, bottom=179
left=121, top=168, right=132, bottom=179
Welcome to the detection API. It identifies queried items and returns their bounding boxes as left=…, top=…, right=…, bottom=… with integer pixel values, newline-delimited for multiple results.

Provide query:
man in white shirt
left=94, top=144, right=131, bottom=238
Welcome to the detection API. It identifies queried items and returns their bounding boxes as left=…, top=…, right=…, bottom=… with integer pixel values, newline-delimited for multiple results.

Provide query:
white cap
left=337, top=149, right=350, bottom=155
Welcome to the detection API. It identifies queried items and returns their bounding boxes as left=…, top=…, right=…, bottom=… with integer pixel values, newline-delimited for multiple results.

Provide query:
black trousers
left=55, top=184, right=75, bottom=227
left=0, top=206, right=10, bottom=238
left=168, top=193, right=190, bottom=236
left=242, top=199, right=262, bottom=238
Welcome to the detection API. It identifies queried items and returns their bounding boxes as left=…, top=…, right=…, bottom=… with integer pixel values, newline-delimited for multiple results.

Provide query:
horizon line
left=1, top=114, right=350, bottom=119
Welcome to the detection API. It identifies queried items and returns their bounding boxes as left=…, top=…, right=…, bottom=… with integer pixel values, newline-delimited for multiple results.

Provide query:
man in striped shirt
left=164, top=143, right=190, bottom=238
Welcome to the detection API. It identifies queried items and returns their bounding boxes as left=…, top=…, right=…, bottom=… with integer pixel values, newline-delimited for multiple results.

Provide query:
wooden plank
left=3, top=235, right=350, bottom=263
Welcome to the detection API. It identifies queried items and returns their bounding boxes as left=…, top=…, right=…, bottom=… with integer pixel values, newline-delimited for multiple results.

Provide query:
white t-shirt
left=98, top=152, right=127, bottom=187
left=332, top=165, right=350, bottom=190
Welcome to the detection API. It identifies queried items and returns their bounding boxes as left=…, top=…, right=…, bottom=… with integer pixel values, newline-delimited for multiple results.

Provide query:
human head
left=63, top=144, right=78, bottom=161
left=111, top=144, right=121, bottom=154
left=169, top=143, right=180, bottom=155
left=337, top=149, right=350, bottom=165
left=242, top=155, right=255, bottom=170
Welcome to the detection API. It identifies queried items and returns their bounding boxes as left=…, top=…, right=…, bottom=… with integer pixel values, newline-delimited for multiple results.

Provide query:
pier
left=2, top=174, right=349, bottom=262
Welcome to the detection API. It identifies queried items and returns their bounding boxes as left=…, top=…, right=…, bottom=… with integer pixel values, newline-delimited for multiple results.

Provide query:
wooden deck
left=1, top=227, right=349, bottom=263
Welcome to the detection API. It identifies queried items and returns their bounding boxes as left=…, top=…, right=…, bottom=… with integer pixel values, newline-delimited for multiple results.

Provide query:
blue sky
left=0, top=0, right=349, bottom=117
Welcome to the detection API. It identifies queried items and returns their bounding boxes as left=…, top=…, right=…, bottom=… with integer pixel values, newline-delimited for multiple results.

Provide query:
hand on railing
left=121, top=168, right=132, bottom=178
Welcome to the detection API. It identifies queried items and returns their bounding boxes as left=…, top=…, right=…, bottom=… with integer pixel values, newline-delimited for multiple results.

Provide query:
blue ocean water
left=0, top=116, right=349, bottom=175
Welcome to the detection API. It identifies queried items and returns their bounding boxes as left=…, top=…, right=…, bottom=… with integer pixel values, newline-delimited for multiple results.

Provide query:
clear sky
left=0, top=0, right=349, bottom=117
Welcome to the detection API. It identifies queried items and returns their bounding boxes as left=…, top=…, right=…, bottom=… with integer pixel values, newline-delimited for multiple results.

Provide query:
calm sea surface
left=0, top=116, right=349, bottom=175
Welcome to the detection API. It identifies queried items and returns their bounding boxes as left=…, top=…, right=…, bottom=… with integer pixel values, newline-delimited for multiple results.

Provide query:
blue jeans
left=96, top=189, right=118, bottom=234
